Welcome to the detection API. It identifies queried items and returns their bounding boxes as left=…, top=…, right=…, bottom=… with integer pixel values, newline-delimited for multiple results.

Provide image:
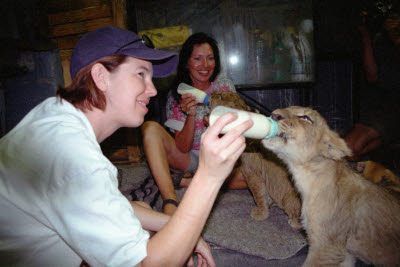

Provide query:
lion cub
left=208, top=92, right=302, bottom=229
left=262, top=106, right=400, bottom=266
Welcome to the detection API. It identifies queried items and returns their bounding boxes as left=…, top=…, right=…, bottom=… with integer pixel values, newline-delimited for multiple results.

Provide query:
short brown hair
left=57, top=55, right=128, bottom=111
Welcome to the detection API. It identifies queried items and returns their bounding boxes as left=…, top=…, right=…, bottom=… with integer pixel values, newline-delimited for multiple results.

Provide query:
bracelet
left=162, top=199, right=179, bottom=209
left=183, top=110, right=196, bottom=116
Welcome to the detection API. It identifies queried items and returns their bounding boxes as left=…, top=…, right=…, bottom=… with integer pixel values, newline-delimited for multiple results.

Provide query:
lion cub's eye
left=298, top=115, right=313, bottom=124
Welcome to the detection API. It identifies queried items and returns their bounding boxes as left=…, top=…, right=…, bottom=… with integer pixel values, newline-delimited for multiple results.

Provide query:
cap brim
left=119, top=47, right=178, bottom=78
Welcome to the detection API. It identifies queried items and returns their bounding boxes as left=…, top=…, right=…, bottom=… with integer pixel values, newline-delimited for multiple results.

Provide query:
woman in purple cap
left=0, top=26, right=252, bottom=266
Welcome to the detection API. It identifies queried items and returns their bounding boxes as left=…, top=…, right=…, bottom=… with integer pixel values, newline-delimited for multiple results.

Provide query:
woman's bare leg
left=141, top=121, right=191, bottom=215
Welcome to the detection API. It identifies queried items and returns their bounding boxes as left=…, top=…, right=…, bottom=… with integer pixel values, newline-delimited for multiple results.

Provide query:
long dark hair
left=171, top=32, right=221, bottom=100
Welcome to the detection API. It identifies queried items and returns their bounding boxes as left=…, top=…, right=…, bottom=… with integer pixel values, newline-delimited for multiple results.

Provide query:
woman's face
left=105, top=57, right=157, bottom=128
left=187, top=43, right=216, bottom=88
left=385, top=13, right=400, bottom=46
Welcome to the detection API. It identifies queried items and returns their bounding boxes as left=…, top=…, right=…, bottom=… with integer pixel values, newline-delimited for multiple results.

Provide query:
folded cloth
left=130, top=176, right=160, bottom=208
left=171, top=171, right=185, bottom=189
left=174, top=188, right=307, bottom=260
left=117, top=164, right=307, bottom=260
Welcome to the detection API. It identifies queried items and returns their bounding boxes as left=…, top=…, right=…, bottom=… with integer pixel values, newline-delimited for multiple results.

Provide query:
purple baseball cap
left=70, top=26, right=178, bottom=79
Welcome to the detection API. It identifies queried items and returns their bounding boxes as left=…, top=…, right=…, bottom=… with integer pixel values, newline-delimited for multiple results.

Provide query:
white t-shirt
left=0, top=97, right=149, bottom=266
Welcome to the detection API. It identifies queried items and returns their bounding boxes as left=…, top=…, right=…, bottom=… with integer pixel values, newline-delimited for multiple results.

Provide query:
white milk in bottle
left=177, top=83, right=210, bottom=105
left=209, top=106, right=278, bottom=139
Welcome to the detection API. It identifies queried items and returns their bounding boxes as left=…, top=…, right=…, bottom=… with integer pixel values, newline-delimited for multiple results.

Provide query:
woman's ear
left=91, top=63, right=109, bottom=92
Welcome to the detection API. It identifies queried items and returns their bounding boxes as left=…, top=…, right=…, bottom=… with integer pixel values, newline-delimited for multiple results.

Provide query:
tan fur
left=357, top=161, right=400, bottom=193
left=208, top=92, right=302, bottom=229
left=262, top=106, right=400, bottom=266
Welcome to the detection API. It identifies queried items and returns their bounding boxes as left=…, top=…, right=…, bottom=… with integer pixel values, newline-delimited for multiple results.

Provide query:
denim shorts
left=171, top=149, right=199, bottom=188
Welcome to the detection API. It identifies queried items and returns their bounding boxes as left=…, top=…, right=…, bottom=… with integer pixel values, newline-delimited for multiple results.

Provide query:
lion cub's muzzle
left=270, top=113, right=284, bottom=122
left=270, top=113, right=286, bottom=139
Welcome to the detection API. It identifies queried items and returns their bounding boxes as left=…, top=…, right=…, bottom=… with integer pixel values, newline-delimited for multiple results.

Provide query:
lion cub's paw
left=357, top=161, right=400, bottom=185
left=288, top=217, right=302, bottom=230
left=357, top=161, right=383, bottom=183
left=250, top=207, right=269, bottom=220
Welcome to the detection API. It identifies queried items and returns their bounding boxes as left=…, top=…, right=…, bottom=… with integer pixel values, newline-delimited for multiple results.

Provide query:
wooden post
left=112, top=0, right=127, bottom=29
left=112, top=0, right=142, bottom=163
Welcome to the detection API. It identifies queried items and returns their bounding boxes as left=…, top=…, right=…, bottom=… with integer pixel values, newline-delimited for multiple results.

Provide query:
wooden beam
left=112, top=0, right=127, bottom=29
left=59, top=49, right=73, bottom=87
left=48, top=5, right=112, bottom=26
left=49, top=17, right=113, bottom=37
left=59, top=49, right=73, bottom=61
left=51, top=35, right=82, bottom=50
left=47, top=0, right=111, bottom=13
left=61, top=57, right=72, bottom=87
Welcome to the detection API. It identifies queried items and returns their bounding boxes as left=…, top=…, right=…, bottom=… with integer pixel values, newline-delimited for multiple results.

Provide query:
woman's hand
left=180, top=94, right=198, bottom=116
left=344, top=123, right=381, bottom=162
left=357, top=11, right=371, bottom=40
left=198, top=112, right=253, bottom=183
left=186, top=237, right=215, bottom=267
left=203, top=115, right=210, bottom=127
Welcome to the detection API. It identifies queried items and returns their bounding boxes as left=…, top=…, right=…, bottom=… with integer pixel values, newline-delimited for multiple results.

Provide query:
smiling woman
left=141, top=32, right=248, bottom=216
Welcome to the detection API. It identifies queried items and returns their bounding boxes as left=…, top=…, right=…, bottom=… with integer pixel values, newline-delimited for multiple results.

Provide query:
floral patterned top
left=165, top=76, right=236, bottom=150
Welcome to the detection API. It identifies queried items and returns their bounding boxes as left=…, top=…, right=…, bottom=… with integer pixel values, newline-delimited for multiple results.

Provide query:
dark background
left=0, top=0, right=393, bottom=148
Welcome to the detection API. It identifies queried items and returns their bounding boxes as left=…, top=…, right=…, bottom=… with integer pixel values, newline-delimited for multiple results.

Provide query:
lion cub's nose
left=271, top=113, right=284, bottom=121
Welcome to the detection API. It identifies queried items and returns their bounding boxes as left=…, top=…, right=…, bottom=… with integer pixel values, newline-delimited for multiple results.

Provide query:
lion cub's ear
left=320, top=129, right=352, bottom=160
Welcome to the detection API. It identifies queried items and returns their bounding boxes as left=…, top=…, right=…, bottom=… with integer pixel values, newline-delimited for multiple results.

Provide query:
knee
left=142, top=121, right=166, bottom=141
left=142, top=120, right=162, bottom=134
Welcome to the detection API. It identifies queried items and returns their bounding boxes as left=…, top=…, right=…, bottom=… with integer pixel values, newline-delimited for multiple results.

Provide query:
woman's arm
left=138, top=112, right=252, bottom=266
left=130, top=202, right=169, bottom=232
left=358, top=16, right=378, bottom=83
left=174, top=94, right=198, bottom=153
left=131, top=202, right=214, bottom=267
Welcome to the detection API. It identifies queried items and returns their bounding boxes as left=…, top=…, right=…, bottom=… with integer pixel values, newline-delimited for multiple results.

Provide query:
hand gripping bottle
left=177, top=83, right=210, bottom=105
left=209, top=106, right=278, bottom=139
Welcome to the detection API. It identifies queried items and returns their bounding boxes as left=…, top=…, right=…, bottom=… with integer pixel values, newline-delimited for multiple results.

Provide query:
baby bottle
left=209, top=106, right=278, bottom=139
left=177, top=83, right=210, bottom=105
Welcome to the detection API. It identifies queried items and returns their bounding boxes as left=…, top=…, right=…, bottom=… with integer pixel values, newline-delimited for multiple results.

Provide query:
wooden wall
left=45, top=0, right=142, bottom=163
left=47, top=0, right=126, bottom=86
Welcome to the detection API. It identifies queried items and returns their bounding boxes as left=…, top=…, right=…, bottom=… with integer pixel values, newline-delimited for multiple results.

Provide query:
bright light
left=229, top=55, right=239, bottom=65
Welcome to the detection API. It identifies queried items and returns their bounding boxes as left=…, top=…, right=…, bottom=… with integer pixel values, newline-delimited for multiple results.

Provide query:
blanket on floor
left=172, top=188, right=306, bottom=260
left=123, top=172, right=307, bottom=261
